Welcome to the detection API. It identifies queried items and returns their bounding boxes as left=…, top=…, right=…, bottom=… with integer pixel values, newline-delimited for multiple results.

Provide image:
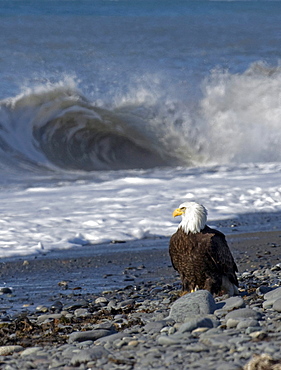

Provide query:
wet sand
left=0, top=229, right=280, bottom=315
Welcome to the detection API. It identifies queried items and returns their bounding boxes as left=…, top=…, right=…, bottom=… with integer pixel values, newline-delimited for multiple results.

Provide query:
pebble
left=68, top=328, right=116, bottom=343
left=0, top=266, right=281, bottom=370
left=20, top=347, right=42, bottom=357
left=225, top=308, right=263, bottom=321
left=220, top=296, right=246, bottom=311
left=272, top=298, right=281, bottom=312
left=178, top=316, right=219, bottom=333
left=70, top=347, right=109, bottom=365
left=0, top=345, right=23, bottom=355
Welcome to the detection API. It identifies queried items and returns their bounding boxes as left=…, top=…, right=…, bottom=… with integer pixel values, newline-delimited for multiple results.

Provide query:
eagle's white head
left=173, top=201, right=207, bottom=234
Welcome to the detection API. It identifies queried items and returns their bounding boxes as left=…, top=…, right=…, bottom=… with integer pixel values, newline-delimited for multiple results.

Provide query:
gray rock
left=74, top=308, right=91, bottom=318
left=220, top=296, right=246, bottom=311
left=144, top=320, right=167, bottom=333
left=245, top=326, right=263, bottom=335
left=37, top=313, right=62, bottom=324
left=70, top=347, right=110, bottom=365
left=168, top=290, right=216, bottom=323
left=95, top=332, right=131, bottom=344
left=93, top=321, right=116, bottom=331
left=217, top=363, right=242, bottom=370
left=63, top=299, right=88, bottom=310
left=272, top=298, right=281, bottom=312
left=61, top=345, right=80, bottom=358
left=178, top=317, right=219, bottom=333
left=0, top=345, right=23, bottom=355
left=237, top=319, right=260, bottom=329
left=226, top=318, right=239, bottom=329
left=200, top=334, right=232, bottom=348
left=225, top=308, right=262, bottom=321
left=157, top=335, right=183, bottom=345
left=264, top=286, right=281, bottom=301
left=20, top=347, right=42, bottom=356
left=95, top=296, right=109, bottom=305
left=116, top=299, right=135, bottom=310
left=68, top=328, right=115, bottom=343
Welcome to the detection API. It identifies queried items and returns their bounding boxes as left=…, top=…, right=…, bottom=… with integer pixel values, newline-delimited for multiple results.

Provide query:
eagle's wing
left=206, top=227, right=238, bottom=286
left=169, top=230, right=183, bottom=272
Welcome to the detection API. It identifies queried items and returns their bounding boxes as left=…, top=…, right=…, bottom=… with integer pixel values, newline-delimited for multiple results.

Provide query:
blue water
left=1, top=0, right=281, bottom=183
left=1, top=0, right=281, bottom=260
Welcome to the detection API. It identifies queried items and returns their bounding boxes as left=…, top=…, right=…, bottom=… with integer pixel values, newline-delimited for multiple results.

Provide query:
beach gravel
left=0, top=231, right=281, bottom=369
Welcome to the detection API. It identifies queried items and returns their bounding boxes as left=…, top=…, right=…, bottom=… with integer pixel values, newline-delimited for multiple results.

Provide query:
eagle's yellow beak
left=173, top=208, right=183, bottom=217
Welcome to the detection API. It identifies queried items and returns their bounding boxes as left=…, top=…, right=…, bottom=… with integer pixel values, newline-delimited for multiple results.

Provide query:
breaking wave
left=1, top=61, right=281, bottom=174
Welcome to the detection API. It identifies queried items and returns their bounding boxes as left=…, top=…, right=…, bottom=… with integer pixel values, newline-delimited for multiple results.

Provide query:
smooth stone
left=200, top=334, right=232, bottom=348
left=70, top=347, right=109, bottom=365
left=74, top=308, right=91, bottom=318
left=272, top=298, right=281, bottom=313
left=249, top=331, right=268, bottom=340
left=116, top=299, right=135, bottom=310
left=168, top=290, right=216, bottom=323
left=61, top=346, right=80, bottom=358
left=264, top=287, right=281, bottom=301
left=95, top=297, right=109, bottom=305
left=77, top=340, right=94, bottom=347
left=0, top=345, right=23, bottom=355
left=37, top=313, right=62, bottom=324
left=225, top=308, right=262, bottom=321
left=178, top=317, right=219, bottom=333
left=245, top=326, right=263, bottom=335
left=237, top=319, right=260, bottom=329
left=95, top=332, right=131, bottom=344
left=93, top=321, right=116, bottom=331
left=69, top=329, right=115, bottom=343
left=228, top=335, right=251, bottom=345
left=220, top=296, right=246, bottom=311
left=144, top=320, right=167, bottom=333
left=36, top=305, right=48, bottom=313
left=217, top=363, right=242, bottom=370
left=262, top=299, right=277, bottom=309
left=226, top=318, right=239, bottom=329
left=20, top=347, right=42, bottom=356
left=63, top=300, right=88, bottom=310
left=192, top=327, right=210, bottom=336
left=184, top=343, right=208, bottom=352
left=157, top=335, right=182, bottom=345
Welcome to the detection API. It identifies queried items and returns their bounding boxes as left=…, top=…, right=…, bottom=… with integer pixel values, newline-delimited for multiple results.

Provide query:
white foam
left=1, top=163, right=281, bottom=258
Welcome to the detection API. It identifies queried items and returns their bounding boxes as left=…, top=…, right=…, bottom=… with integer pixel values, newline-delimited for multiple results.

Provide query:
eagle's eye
left=180, top=207, right=186, bottom=212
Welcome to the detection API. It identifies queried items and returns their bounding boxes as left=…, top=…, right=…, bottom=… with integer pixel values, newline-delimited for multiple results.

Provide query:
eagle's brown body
left=169, top=225, right=238, bottom=295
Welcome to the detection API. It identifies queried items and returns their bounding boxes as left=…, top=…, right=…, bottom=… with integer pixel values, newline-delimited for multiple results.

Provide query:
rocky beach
left=0, top=230, right=280, bottom=369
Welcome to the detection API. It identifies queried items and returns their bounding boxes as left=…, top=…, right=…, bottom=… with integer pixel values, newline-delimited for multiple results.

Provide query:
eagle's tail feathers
left=222, top=276, right=239, bottom=296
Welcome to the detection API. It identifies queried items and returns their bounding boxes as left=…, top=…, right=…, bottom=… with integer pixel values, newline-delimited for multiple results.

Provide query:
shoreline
left=0, top=229, right=281, bottom=369
left=0, top=229, right=280, bottom=314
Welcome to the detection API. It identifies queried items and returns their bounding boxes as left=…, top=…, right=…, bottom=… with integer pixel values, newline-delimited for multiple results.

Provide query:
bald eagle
left=169, top=201, right=238, bottom=296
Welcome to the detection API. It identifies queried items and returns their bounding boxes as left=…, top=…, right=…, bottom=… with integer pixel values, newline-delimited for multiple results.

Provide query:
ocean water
left=1, top=0, right=281, bottom=258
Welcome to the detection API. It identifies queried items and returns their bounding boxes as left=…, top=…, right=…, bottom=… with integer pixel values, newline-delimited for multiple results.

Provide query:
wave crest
left=0, top=80, right=183, bottom=172
left=1, top=62, right=281, bottom=175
